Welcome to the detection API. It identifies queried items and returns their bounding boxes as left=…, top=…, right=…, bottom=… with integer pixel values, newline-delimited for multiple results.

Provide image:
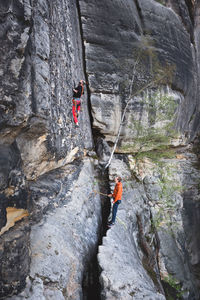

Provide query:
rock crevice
left=1, top=0, right=200, bottom=299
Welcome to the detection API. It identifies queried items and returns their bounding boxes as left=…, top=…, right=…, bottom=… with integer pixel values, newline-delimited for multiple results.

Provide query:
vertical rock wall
left=191, top=0, right=200, bottom=135
left=7, top=159, right=102, bottom=300
left=0, top=0, right=95, bottom=298
left=78, top=0, right=200, bottom=299
left=1, top=0, right=200, bottom=299
left=79, top=0, right=199, bottom=149
left=98, top=152, right=200, bottom=299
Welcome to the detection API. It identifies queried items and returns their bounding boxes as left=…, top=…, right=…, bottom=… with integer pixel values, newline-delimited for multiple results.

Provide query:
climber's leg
left=76, top=101, right=81, bottom=117
left=72, top=100, right=78, bottom=124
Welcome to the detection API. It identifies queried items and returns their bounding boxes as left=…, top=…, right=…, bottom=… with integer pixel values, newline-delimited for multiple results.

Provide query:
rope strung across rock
left=85, top=190, right=108, bottom=202
left=93, top=190, right=108, bottom=197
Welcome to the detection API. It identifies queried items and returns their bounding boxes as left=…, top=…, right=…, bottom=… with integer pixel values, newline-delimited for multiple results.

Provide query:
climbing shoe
left=107, top=222, right=115, bottom=227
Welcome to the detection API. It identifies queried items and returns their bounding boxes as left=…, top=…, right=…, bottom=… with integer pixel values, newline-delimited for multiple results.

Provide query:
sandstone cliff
left=1, top=0, right=200, bottom=299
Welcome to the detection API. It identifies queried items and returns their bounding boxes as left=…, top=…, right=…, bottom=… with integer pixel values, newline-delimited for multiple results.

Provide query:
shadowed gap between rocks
left=75, top=0, right=94, bottom=132
left=75, top=2, right=112, bottom=296
left=82, top=167, right=111, bottom=300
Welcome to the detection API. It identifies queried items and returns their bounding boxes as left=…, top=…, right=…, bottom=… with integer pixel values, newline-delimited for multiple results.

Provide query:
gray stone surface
left=166, top=0, right=194, bottom=42
left=138, top=0, right=197, bottom=137
left=95, top=137, right=111, bottom=167
left=98, top=156, right=200, bottom=299
left=99, top=226, right=165, bottom=300
left=142, top=152, right=200, bottom=299
left=7, top=159, right=102, bottom=300
left=98, top=158, right=165, bottom=299
left=0, top=221, right=31, bottom=299
left=191, top=0, right=200, bottom=136
left=0, top=0, right=93, bottom=297
left=0, top=0, right=93, bottom=179
left=1, top=1, right=200, bottom=300
left=79, top=0, right=199, bottom=151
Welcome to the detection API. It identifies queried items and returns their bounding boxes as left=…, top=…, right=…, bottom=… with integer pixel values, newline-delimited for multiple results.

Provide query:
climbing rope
left=116, top=216, right=127, bottom=229
left=85, top=190, right=108, bottom=203
left=92, top=190, right=108, bottom=197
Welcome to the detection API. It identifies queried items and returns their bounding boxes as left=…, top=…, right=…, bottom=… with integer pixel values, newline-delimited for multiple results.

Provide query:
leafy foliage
left=155, top=0, right=166, bottom=5
left=135, top=148, right=176, bottom=162
left=125, top=89, right=179, bottom=152
left=151, top=165, right=184, bottom=230
left=162, top=274, right=185, bottom=299
left=105, top=35, right=177, bottom=168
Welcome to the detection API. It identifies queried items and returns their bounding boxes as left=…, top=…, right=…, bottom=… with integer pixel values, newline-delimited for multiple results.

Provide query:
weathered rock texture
left=79, top=0, right=199, bottom=151
left=78, top=0, right=200, bottom=299
left=0, top=0, right=93, bottom=298
left=0, top=0, right=92, bottom=179
left=7, top=159, right=102, bottom=300
left=99, top=159, right=166, bottom=300
left=1, top=0, right=200, bottom=300
left=98, top=154, right=200, bottom=299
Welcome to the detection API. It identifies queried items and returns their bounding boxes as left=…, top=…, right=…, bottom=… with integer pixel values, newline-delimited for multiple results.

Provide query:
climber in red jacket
left=108, top=176, right=123, bottom=226
left=72, top=80, right=85, bottom=125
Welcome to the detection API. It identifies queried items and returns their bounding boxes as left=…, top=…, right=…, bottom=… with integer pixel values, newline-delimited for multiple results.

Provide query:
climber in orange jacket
left=72, top=80, right=85, bottom=126
left=108, top=176, right=123, bottom=226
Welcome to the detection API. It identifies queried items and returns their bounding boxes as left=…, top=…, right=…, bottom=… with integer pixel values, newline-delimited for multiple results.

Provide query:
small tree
left=104, top=35, right=176, bottom=169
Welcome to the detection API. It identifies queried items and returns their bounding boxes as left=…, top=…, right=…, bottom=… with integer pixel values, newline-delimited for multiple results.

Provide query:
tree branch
left=104, top=71, right=167, bottom=170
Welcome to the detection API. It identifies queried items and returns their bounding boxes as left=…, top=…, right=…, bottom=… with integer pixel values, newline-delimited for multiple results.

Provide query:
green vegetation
left=125, top=89, right=179, bottom=154
left=162, top=274, right=185, bottom=299
left=151, top=165, right=184, bottom=230
left=155, top=0, right=166, bottom=5
left=104, top=34, right=177, bottom=169
left=135, top=148, right=176, bottom=161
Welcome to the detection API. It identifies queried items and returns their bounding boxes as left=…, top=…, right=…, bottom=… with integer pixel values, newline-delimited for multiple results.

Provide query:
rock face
left=98, top=154, right=200, bottom=299
left=98, top=159, right=166, bottom=300
left=78, top=0, right=200, bottom=298
left=0, top=220, right=30, bottom=299
left=79, top=0, right=199, bottom=150
left=1, top=0, right=200, bottom=300
left=7, top=159, right=102, bottom=300
left=0, top=0, right=93, bottom=180
left=0, top=0, right=93, bottom=298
